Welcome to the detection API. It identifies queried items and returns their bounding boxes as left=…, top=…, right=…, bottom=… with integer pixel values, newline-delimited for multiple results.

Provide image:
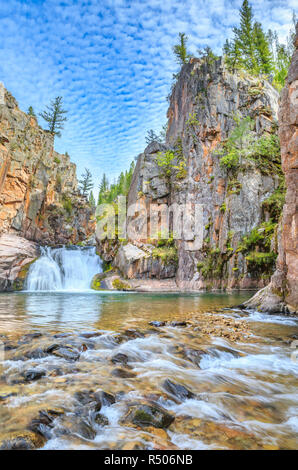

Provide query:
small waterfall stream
left=25, top=246, right=102, bottom=291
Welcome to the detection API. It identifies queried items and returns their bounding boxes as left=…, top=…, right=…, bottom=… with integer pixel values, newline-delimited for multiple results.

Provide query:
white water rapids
left=25, top=246, right=102, bottom=291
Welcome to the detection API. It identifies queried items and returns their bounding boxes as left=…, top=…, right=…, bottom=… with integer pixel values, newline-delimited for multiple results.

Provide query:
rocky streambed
left=0, top=296, right=297, bottom=450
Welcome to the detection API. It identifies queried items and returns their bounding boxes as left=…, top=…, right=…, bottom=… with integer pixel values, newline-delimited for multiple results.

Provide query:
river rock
left=59, top=416, right=96, bottom=440
left=93, top=390, right=116, bottom=407
left=111, top=352, right=129, bottom=365
left=149, top=321, right=166, bottom=327
left=122, top=403, right=175, bottom=429
left=162, top=379, right=195, bottom=401
left=52, top=346, right=80, bottom=361
left=94, top=413, right=109, bottom=426
left=23, top=369, right=46, bottom=382
left=0, top=431, right=45, bottom=450
left=111, top=368, right=136, bottom=379
left=182, top=347, right=206, bottom=367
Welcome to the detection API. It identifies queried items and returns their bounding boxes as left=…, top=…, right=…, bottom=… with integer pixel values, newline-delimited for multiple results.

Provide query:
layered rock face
left=106, top=58, right=281, bottom=289
left=0, top=233, right=39, bottom=290
left=245, top=26, right=298, bottom=313
left=0, top=84, right=94, bottom=290
left=0, top=85, right=94, bottom=245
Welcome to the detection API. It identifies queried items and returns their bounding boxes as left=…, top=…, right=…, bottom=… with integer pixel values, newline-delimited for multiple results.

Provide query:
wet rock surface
left=122, top=403, right=175, bottom=429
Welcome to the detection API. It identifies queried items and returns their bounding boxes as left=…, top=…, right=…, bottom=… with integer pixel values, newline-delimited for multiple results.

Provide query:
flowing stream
left=0, top=247, right=297, bottom=450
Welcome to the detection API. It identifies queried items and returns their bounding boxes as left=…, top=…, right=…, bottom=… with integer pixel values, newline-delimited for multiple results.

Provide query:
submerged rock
left=162, top=379, right=195, bottom=401
left=122, top=403, right=174, bottom=429
left=94, top=413, right=109, bottom=426
left=149, top=321, right=166, bottom=327
left=0, top=431, right=45, bottom=450
left=182, top=347, right=206, bottom=367
left=52, top=346, right=80, bottom=361
left=111, top=352, right=129, bottom=365
left=23, top=369, right=46, bottom=382
left=59, top=416, right=96, bottom=440
left=111, top=368, right=136, bottom=379
left=93, top=390, right=116, bottom=407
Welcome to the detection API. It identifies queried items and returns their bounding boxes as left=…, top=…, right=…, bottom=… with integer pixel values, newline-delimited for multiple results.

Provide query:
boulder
left=122, top=403, right=174, bottom=429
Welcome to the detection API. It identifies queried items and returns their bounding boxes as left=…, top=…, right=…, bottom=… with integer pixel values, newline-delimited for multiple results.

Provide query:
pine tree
left=173, top=33, right=190, bottom=66
left=39, top=96, right=68, bottom=137
left=233, top=0, right=257, bottom=72
left=79, top=168, right=93, bottom=197
left=28, top=106, right=36, bottom=118
left=98, top=174, right=109, bottom=204
left=253, top=22, right=273, bottom=74
left=145, top=129, right=161, bottom=145
left=159, top=124, right=168, bottom=143
left=89, top=190, right=96, bottom=207
left=223, top=39, right=240, bottom=71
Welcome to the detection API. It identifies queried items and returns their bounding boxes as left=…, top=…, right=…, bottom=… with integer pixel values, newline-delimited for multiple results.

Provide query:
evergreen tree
left=79, top=168, right=93, bottom=197
left=233, top=0, right=257, bottom=71
left=89, top=190, right=96, bottom=207
left=173, top=33, right=190, bottom=66
left=97, top=161, right=135, bottom=205
left=223, top=39, right=242, bottom=71
left=145, top=129, right=161, bottom=145
left=253, top=22, right=273, bottom=74
left=198, top=46, right=219, bottom=66
left=159, top=124, right=168, bottom=143
left=28, top=106, right=36, bottom=118
left=39, top=96, right=68, bottom=137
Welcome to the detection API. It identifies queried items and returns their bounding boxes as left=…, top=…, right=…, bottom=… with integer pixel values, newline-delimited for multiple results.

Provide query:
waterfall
left=25, top=246, right=102, bottom=291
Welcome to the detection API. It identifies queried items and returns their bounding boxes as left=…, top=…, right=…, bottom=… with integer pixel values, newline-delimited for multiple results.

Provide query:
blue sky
left=0, top=0, right=295, bottom=192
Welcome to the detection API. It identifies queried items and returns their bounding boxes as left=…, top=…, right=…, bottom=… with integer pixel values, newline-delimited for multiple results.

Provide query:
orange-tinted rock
left=0, top=85, right=94, bottom=247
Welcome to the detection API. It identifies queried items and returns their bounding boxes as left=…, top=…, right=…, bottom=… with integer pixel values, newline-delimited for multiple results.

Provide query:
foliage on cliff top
left=97, top=160, right=135, bottom=205
left=39, top=96, right=67, bottom=138
left=222, top=1, right=295, bottom=90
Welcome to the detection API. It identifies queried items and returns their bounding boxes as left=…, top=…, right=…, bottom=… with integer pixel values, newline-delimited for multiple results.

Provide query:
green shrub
left=152, top=246, right=178, bottom=265
left=245, top=251, right=277, bottom=275
left=54, top=157, right=61, bottom=164
left=262, top=182, right=285, bottom=222
left=62, top=195, right=72, bottom=215
left=186, top=112, right=200, bottom=129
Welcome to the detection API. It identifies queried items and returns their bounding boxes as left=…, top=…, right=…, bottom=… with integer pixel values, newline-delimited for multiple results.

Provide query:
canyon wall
left=245, top=26, right=298, bottom=313
left=100, top=58, right=283, bottom=291
left=0, top=84, right=94, bottom=290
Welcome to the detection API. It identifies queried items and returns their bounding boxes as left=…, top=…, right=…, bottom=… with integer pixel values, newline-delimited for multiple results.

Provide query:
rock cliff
left=244, top=25, right=298, bottom=313
left=0, top=84, right=95, bottom=290
left=100, top=57, right=283, bottom=290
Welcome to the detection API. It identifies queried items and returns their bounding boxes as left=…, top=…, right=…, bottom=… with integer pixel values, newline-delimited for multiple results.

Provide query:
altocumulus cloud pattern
left=0, top=0, right=295, bottom=187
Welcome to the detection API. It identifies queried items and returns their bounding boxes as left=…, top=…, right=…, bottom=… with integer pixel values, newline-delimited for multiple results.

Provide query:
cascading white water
left=25, top=246, right=102, bottom=291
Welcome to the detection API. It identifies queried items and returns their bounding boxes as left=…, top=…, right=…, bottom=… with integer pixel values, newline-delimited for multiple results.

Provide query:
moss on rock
left=112, top=278, right=131, bottom=291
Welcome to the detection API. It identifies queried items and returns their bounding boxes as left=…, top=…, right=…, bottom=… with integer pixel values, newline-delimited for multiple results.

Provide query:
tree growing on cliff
left=89, top=190, right=96, bottom=207
left=222, top=0, right=295, bottom=87
left=145, top=129, right=161, bottom=145
left=173, top=33, right=191, bottom=66
left=39, top=96, right=68, bottom=137
left=79, top=168, right=93, bottom=197
left=27, top=106, right=37, bottom=119
left=233, top=0, right=257, bottom=71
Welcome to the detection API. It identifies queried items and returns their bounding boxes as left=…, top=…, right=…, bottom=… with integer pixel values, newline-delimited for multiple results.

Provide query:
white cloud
left=0, top=0, right=295, bottom=195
